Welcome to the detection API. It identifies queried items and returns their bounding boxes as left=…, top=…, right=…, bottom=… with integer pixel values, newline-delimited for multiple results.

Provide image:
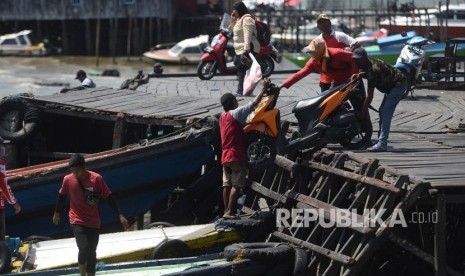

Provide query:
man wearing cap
left=219, top=87, right=265, bottom=219
left=53, top=153, right=129, bottom=276
left=351, top=47, right=407, bottom=152
left=75, top=70, right=96, bottom=89
left=278, top=37, right=359, bottom=90
left=0, top=136, right=21, bottom=240
left=316, top=13, right=360, bottom=92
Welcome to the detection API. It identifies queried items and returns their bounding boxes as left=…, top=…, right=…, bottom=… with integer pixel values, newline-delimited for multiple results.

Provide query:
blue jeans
left=377, top=80, right=407, bottom=146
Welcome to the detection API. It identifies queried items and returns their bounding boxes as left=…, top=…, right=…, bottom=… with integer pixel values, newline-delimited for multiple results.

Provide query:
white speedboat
left=0, top=30, right=47, bottom=56
left=143, top=35, right=209, bottom=65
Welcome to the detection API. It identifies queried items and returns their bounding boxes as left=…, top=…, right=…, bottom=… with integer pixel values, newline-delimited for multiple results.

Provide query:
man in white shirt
left=75, top=70, right=96, bottom=88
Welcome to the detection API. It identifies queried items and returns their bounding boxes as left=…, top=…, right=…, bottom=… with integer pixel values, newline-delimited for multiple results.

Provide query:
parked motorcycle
left=394, top=32, right=434, bottom=98
left=244, top=78, right=373, bottom=169
left=197, top=13, right=280, bottom=80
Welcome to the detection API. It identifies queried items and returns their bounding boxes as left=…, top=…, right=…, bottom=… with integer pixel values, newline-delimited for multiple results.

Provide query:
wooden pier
left=25, top=60, right=465, bottom=187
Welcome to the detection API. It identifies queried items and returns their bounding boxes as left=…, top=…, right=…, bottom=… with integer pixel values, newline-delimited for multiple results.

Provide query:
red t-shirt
left=282, top=48, right=357, bottom=89
left=59, top=171, right=112, bottom=228
left=0, top=159, right=17, bottom=210
left=321, top=33, right=354, bottom=83
left=219, top=112, right=247, bottom=164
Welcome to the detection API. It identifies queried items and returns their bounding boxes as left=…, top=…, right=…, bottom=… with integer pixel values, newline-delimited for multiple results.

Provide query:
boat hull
left=285, top=42, right=465, bottom=68
left=6, top=135, right=214, bottom=239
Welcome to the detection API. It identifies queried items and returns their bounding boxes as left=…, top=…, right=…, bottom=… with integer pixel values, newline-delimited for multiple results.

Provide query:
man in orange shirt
left=316, top=14, right=360, bottom=92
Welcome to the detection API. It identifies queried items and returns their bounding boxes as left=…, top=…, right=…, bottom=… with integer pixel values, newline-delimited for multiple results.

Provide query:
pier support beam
left=112, top=112, right=126, bottom=149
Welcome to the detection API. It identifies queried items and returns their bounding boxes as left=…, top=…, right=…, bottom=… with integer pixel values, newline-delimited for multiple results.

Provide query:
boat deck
left=25, top=59, right=465, bottom=187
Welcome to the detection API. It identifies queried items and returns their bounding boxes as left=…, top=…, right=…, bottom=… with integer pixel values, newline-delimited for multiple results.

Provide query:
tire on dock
left=0, top=240, right=11, bottom=273
left=0, top=97, right=39, bottom=142
left=150, top=239, right=191, bottom=260
left=223, top=242, right=294, bottom=262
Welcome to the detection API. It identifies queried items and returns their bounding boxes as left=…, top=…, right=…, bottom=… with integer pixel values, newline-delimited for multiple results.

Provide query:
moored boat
left=0, top=30, right=48, bottom=56
left=284, top=31, right=465, bottom=67
left=379, top=3, right=465, bottom=40
left=5, top=130, right=215, bottom=239
left=143, top=35, right=210, bottom=65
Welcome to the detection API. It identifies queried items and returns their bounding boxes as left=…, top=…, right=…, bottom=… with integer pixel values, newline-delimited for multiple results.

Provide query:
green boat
left=285, top=32, right=465, bottom=68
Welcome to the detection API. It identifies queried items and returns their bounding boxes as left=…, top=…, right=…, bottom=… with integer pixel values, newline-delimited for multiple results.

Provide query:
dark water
left=0, top=56, right=197, bottom=97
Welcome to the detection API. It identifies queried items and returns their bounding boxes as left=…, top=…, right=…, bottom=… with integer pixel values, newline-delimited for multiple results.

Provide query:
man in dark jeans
left=352, top=47, right=407, bottom=152
left=53, top=154, right=129, bottom=276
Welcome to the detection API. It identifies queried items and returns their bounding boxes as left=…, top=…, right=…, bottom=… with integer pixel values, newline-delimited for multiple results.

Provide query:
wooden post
left=149, top=17, right=153, bottom=49
left=157, top=18, right=162, bottom=45
left=61, top=19, right=68, bottom=55
left=95, top=0, right=101, bottom=67
left=126, top=12, right=132, bottom=61
left=85, top=19, right=92, bottom=55
left=112, top=18, right=118, bottom=64
left=112, top=113, right=126, bottom=149
left=140, top=18, right=146, bottom=61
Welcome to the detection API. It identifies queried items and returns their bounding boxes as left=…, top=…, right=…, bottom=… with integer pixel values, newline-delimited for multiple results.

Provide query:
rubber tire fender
left=0, top=240, right=12, bottom=273
left=150, top=239, right=191, bottom=260
left=0, top=97, right=39, bottom=142
left=23, top=235, right=53, bottom=243
left=223, top=242, right=294, bottom=262
left=216, top=218, right=264, bottom=230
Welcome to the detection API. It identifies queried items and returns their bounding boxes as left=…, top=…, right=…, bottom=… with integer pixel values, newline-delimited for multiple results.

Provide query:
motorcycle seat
left=292, top=83, right=344, bottom=113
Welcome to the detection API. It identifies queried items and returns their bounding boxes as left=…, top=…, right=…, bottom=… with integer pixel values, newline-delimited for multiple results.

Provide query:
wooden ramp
left=237, top=150, right=463, bottom=275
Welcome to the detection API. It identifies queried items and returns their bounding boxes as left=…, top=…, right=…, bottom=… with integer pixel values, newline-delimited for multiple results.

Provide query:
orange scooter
left=244, top=77, right=372, bottom=169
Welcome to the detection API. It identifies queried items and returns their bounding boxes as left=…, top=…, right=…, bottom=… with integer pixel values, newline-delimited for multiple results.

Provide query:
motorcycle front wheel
left=197, top=61, right=218, bottom=80
left=339, top=117, right=373, bottom=149
left=246, top=131, right=277, bottom=170
left=258, top=56, right=275, bottom=78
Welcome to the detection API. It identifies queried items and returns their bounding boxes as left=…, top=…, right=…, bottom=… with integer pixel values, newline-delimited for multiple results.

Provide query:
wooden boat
left=5, top=129, right=215, bottom=239
left=0, top=84, right=226, bottom=240
left=0, top=30, right=47, bottom=56
left=379, top=3, right=465, bottom=40
left=13, top=253, right=268, bottom=276
left=143, top=35, right=210, bottom=65
left=11, top=223, right=243, bottom=273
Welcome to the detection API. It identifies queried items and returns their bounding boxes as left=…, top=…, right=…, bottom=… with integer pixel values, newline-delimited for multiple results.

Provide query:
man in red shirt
left=219, top=89, right=265, bottom=219
left=0, top=137, right=21, bottom=240
left=53, top=154, right=129, bottom=276
left=316, top=13, right=360, bottom=92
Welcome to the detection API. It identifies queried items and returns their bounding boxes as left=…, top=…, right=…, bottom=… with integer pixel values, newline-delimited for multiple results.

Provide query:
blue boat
left=5, top=130, right=214, bottom=239
left=8, top=253, right=269, bottom=276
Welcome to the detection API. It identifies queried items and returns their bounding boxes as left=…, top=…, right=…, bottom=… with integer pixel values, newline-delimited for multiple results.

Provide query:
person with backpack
left=229, top=1, right=260, bottom=96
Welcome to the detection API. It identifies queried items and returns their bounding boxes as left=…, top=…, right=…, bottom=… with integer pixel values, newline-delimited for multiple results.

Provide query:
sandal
left=367, top=143, right=387, bottom=152
left=222, top=214, right=237, bottom=219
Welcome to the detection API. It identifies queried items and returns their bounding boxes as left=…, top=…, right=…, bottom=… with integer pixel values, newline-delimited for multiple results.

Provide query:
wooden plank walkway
left=27, top=59, right=465, bottom=187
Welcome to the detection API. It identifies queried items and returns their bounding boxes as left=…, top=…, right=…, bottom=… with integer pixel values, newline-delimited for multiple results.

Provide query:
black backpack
left=243, top=15, right=271, bottom=46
